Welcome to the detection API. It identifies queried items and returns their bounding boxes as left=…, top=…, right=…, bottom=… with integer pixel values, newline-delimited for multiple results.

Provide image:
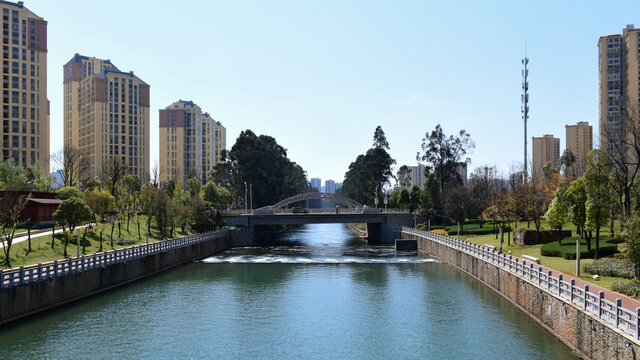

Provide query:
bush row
left=540, top=237, right=618, bottom=260
left=583, top=258, right=635, bottom=279
left=611, top=281, right=640, bottom=298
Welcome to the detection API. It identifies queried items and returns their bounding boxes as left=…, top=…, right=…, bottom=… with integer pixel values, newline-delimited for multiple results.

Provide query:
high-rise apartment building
left=214, top=119, right=226, bottom=165
left=409, top=164, right=425, bottom=188
left=532, top=134, right=560, bottom=177
left=325, top=179, right=336, bottom=194
left=0, top=1, right=49, bottom=171
left=565, top=121, right=593, bottom=176
left=310, top=177, right=321, bottom=192
left=160, top=100, right=202, bottom=184
left=598, top=25, right=640, bottom=160
left=160, top=100, right=226, bottom=185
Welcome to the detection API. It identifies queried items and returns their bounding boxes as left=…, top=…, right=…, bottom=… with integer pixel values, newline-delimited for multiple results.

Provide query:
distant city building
left=325, top=179, right=336, bottom=194
left=532, top=134, right=560, bottom=178
left=63, top=54, right=150, bottom=182
left=335, top=182, right=343, bottom=192
left=0, top=1, right=49, bottom=171
left=310, top=177, right=321, bottom=192
left=565, top=122, right=592, bottom=176
left=214, top=120, right=226, bottom=165
left=409, top=164, right=425, bottom=188
left=457, top=163, right=468, bottom=186
left=598, top=25, right=640, bottom=161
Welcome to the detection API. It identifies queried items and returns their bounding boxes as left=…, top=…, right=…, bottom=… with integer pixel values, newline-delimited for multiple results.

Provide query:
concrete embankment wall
left=0, top=232, right=249, bottom=326
left=402, top=232, right=640, bottom=360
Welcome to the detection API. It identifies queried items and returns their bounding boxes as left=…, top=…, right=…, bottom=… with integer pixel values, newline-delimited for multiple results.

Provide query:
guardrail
left=0, top=230, right=229, bottom=289
left=402, top=226, right=640, bottom=340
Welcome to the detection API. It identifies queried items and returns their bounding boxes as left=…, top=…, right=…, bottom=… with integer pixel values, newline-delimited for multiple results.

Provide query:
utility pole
left=522, top=49, right=530, bottom=179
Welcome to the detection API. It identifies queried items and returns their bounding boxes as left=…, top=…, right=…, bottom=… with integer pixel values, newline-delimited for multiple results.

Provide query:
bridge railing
left=0, top=230, right=229, bottom=289
left=401, top=226, right=640, bottom=340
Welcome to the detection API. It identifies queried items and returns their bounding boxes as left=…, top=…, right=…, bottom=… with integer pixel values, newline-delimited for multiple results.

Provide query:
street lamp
left=244, top=182, right=248, bottom=214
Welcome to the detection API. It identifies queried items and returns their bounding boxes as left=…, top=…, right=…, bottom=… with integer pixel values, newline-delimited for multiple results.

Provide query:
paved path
left=0, top=224, right=92, bottom=249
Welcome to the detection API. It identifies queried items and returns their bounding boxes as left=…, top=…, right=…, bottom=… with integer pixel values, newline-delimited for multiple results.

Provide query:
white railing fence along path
left=402, top=227, right=640, bottom=340
left=0, top=230, right=229, bottom=289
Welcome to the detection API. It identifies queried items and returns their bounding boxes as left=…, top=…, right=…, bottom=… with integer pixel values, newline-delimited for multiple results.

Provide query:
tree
left=373, top=125, right=389, bottom=150
left=559, top=149, right=577, bottom=178
left=545, top=190, right=568, bottom=243
left=84, top=189, right=115, bottom=251
left=0, top=193, right=29, bottom=267
left=469, top=165, right=500, bottom=227
left=0, top=159, right=29, bottom=190
left=29, top=162, right=53, bottom=192
left=342, top=147, right=395, bottom=206
left=121, top=174, right=141, bottom=231
left=565, top=178, right=587, bottom=240
left=102, top=156, right=128, bottom=197
left=202, top=180, right=219, bottom=205
left=51, top=145, right=90, bottom=188
left=623, top=216, right=640, bottom=280
left=444, top=186, right=476, bottom=234
left=85, top=177, right=102, bottom=192
left=417, top=124, right=474, bottom=213
left=186, top=177, right=202, bottom=198
left=584, top=149, right=614, bottom=259
left=53, top=197, right=93, bottom=257
left=396, top=165, right=412, bottom=189
left=57, top=186, right=84, bottom=201
left=398, top=188, right=411, bottom=209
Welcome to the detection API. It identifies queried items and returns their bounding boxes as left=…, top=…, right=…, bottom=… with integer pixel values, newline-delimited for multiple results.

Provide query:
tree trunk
left=587, top=231, right=592, bottom=251
left=27, top=228, right=31, bottom=255
left=595, top=226, right=600, bottom=260
left=99, top=227, right=104, bottom=252
left=63, top=232, right=69, bottom=258
left=118, top=220, right=121, bottom=237
left=126, top=213, right=130, bottom=232
left=557, top=226, right=562, bottom=244
left=137, top=218, right=141, bottom=242
left=82, top=227, right=88, bottom=254
left=51, top=225, right=55, bottom=249
left=110, top=222, right=115, bottom=249
left=610, top=218, right=615, bottom=239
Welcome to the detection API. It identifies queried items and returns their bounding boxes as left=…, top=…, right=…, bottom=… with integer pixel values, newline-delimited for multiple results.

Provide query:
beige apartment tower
left=63, top=54, right=150, bottom=182
left=598, top=25, right=640, bottom=161
left=565, top=122, right=592, bottom=176
left=0, top=1, right=49, bottom=171
left=532, top=134, right=560, bottom=178
left=160, top=100, right=226, bottom=185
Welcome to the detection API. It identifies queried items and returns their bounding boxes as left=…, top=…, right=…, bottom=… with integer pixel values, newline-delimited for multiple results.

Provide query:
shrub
left=106, top=235, right=136, bottom=246
left=583, top=258, right=634, bottom=279
left=416, top=223, right=427, bottom=231
left=540, top=236, right=617, bottom=260
left=611, top=281, right=640, bottom=298
left=431, top=229, right=448, bottom=236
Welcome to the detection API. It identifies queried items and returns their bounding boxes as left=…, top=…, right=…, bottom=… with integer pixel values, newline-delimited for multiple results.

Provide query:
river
left=0, top=223, right=577, bottom=359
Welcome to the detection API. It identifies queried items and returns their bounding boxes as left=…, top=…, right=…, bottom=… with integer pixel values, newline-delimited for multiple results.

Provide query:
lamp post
left=244, top=182, right=248, bottom=214
left=249, top=184, right=253, bottom=214
left=384, top=193, right=388, bottom=212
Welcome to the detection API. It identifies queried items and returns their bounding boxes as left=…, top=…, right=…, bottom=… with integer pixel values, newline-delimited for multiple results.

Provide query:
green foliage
left=53, top=197, right=93, bottom=232
left=0, top=159, right=52, bottom=191
left=202, top=180, right=219, bottom=204
left=623, top=216, right=640, bottom=279
left=540, top=237, right=617, bottom=260
left=564, top=178, right=587, bottom=233
left=85, top=177, right=102, bottom=191
left=342, top=139, right=395, bottom=206
left=186, top=177, right=202, bottom=198
left=84, top=189, right=115, bottom=221
left=583, top=258, right=634, bottom=279
left=105, top=235, right=136, bottom=246
left=583, top=149, right=613, bottom=233
left=222, top=130, right=309, bottom=208
left=545, top=191, right=568, bottom=230
left=373, top=125, right=389, bottom=149
left=610, top=281, right=640, bottom=298
left=396, top=165, right=411, bottom=189
left=56, top=186, right=83, bottom=200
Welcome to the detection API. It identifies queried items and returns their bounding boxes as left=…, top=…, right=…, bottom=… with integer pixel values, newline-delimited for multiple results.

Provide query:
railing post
left=0, top=269, right=4, bottom=288
left=570, top=279, right=575, bottom=303
left=54, top=259, right=58, bottom=276
left=636, top=308, right=640, bottom=340
left=584, top=285, right=589, bottom=310
left=616, top=298, right=622, bottom=328
left=598, top=292, right=605, bottom=319
left=547, top=271, right=552, bottom=291
left=37, top=262, right=42, bottom=280
left=19, top=266, right=24, bottom=284
left=557, top=274, right=563, bottom=296
left=537, top=266, right=541, bottom=286
left=529, top=264, right=534, bottom=281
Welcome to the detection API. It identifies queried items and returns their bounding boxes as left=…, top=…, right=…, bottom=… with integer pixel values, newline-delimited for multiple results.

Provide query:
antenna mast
left=521, top=49, right=529, bottom=179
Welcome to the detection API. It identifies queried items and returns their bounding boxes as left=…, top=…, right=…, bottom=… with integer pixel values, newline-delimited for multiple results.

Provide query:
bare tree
left=0, top=193, right=29, bottom=267
left=600, top=101, right=640, bottom=224
left=50, top=145, right=90, bottom=188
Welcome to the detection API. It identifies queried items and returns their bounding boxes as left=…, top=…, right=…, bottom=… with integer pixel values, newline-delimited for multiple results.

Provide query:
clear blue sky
left=27, top=0, right=640, bottom=183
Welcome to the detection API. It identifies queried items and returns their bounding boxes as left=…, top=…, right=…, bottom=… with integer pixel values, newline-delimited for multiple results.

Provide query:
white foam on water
left=202, top=255, right=441, bottom=265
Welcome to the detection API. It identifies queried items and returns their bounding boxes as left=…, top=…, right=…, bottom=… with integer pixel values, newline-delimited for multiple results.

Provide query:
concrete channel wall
left=402, top=228, right=640, bottom=360
left=0, top=230, right=251, bottom=326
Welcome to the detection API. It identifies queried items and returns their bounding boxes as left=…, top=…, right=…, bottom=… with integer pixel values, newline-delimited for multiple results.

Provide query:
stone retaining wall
left=403, top=231, right=640, bottom=360
left=0, top=232, right=240, bottom=326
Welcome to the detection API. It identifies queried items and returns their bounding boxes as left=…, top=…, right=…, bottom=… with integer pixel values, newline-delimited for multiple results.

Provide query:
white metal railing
left=0, top=230, right=229, bottom=289
left=402, top=227, right=640, bottom=340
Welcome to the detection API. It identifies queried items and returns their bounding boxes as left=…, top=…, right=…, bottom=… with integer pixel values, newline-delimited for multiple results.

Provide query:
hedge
left=540, top=236, right=618, bottom=260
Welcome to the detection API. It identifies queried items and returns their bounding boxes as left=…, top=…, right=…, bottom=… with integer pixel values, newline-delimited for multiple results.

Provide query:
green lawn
left=1, top=217, right=196, bottom=270
left=461, top=232, right=625, bottom=291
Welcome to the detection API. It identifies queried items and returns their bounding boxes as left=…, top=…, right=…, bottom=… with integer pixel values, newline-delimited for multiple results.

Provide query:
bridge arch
left=265, top=192, right=362, bottom=210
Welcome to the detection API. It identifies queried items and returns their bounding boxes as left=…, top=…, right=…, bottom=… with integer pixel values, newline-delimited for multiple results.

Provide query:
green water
left=0, top=224, right=577, bottom=359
